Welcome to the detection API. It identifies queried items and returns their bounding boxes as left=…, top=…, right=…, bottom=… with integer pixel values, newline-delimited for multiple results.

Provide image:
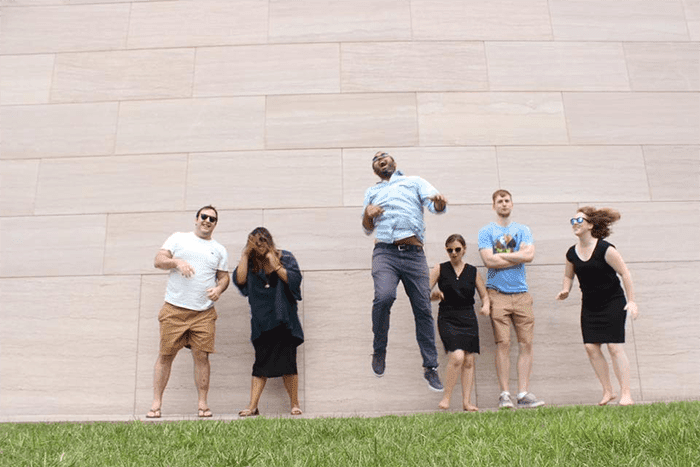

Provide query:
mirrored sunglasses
left=570, top=217, right=587, bottom=225
left=372, top=152, right=390, bottom=162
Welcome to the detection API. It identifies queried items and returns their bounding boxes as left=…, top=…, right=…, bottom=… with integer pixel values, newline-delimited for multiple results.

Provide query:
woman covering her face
left=557, top=207, right=639, bottom=406
left=234, top=227, right=304, bottom=416
left=428, top=234, right=490, bottom=412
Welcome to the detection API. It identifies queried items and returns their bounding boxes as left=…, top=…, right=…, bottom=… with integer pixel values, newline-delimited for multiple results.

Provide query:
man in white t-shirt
left=146, top=206, right=229, bottom=419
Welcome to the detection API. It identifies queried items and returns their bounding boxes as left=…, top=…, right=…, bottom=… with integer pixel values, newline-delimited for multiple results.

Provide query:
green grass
left=1, top=402, right=698, bottom=467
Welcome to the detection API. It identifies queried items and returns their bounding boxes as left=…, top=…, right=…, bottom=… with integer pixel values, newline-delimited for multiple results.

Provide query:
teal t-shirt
left=478, top=222, right=533, bottom=293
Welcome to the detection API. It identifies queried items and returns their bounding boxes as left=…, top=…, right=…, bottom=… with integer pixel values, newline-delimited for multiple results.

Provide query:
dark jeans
left=371, top=244, right=439, bottom=368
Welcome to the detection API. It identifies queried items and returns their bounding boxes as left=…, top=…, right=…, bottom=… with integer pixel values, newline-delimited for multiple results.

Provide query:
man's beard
left=379, top=167, right=395, bottom=178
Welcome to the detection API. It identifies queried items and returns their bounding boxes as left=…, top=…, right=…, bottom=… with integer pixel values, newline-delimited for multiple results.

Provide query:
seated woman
left=429, top=234, right=490, bottom=411
left=234, top=227, right=304, bottom=416
left=556, top=207, right=639, bottom=406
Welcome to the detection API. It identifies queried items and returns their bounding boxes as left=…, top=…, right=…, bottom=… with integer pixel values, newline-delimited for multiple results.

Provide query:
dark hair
left=445, top=234, right=466, bottom=247
left=248, top=227, right=277, bottom=273
left=491, top=189, right=512, bottom=203
left=196, top=205, right=218, bottom=219
left=579, top=206, right=621, bottom=239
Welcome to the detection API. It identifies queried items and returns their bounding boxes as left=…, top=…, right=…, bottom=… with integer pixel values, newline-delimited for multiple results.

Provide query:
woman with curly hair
left=556, top=207, right=639, bottom=406
left=234, top=227, right=304, bottom=417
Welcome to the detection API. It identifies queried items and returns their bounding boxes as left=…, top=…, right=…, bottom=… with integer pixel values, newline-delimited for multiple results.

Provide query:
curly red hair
left=579, top=206, right=621, bottom=239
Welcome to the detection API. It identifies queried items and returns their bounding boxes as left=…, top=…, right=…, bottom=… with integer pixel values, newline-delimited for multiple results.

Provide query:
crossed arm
left=479, top=243, right=535, bottom=269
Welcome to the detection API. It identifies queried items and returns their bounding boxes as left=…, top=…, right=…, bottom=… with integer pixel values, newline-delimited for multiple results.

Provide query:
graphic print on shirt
left=494, top=234, right=517, bottom=254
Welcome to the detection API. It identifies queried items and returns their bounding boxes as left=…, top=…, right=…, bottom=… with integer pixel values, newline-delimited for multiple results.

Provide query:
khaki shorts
left=158, top=302, right=217, bottom=355
left=488, top=289, right=534, bottom=344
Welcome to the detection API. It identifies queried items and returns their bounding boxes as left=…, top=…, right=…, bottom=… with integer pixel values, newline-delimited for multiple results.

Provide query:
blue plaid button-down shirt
left=362, top=170, right=446, bottom=244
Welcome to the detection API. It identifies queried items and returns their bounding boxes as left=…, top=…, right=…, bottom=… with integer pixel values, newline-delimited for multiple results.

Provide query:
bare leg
left=191, top=349, right=211, bottom=412
left=608, top=344, right=634, bottom=405
left=150, top=353, right=177, bottom=414
left=517, top=342, right=533, bottom=395
left=584, top=343, right=616, bottom=405
left=244, top=376, right=267, bottom=413
left=282, top=374, right=302, bottom=415
left=495, top=341, right=511, bottom=393
left=461, top=353, right=478, bottom=411
left=439, top=350, right=465, bottom=410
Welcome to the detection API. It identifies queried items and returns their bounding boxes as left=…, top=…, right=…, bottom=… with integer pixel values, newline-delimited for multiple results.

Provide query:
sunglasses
left=570, top=217, right=588, bottom=225
left=200, top=214, right=217, bottom=223
left=446, top=247, right=462, bottom=253
left=372, top=152, right=390, bottom=162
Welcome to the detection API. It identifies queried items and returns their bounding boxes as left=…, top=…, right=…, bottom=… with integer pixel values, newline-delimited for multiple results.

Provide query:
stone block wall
left=0, top=0, right=698, bottom=420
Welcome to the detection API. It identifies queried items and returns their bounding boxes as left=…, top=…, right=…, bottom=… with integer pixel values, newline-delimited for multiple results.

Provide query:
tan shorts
left=158, top=302, right=217, bottom=355
left=488, top=289, right=534, bottom=344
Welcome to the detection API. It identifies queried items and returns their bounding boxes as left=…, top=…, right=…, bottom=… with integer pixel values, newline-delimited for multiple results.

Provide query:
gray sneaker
left=517, top=392, right=545, bottom=408
left=371, top=353, right=385, bottom=378
left=498, top=393, right=514, bottom=409
left=424, top=367, right=444, bottom=392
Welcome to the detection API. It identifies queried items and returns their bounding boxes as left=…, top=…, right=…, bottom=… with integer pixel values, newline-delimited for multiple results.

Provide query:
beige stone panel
left=341, top=42, right=487, bottom=93
left=1, top=0, right=150, bottom=4
left=127, top=0, right=268, bottom=49
left=624, top=43, right=700, bottom=91
left=411, top=0, right=552, bottom=40
left=34, top=154, right=188, bottom=215
left=0, top=214, right=106, bottom=277
left=486, top=42, right=630, bottom=91
left=135, top=274, right=301, bottom=417
left=342, top=146, right=498, bottom=207
left=269, top=0, right=411, bottom=43
left=515, top=265, right=641, bottom=406
left=564, top=93, right=700, bottom=145
left=0, top=159, right=39, bottom=216
left=0, top=54, right=54, bottom=105
left=684, top=0, right=700, bottom=40
left=497, top=203, right=585, bottom=267
left=104, top=210, right=262, bottom=275
left=301, top=265, right=636, bottom=411
left=115, top=97, right=265, bottom=154
left=263, top=208, right=370, bottom=271
left=266, top=93, right=417, bottom=149
left=1, top=103, right=118, bottom=159
left=422, top=203, right=581, bottom=269
left=303, top=270, right=445, bottom=413
left=418, top=93, right=568, bottom=146
left=187, top=150, right=342, bottom=210
left=497, top=146, right=650, bottom=203
left=549, top=0, right=690, bottom=40
left=643, top=146, right=700, bottom=201
left=628, top=262, right=700, bottom=400
left=423, top=205, right=510, bottom=269
left=51, top=49, right=195, bottom=103
left=0, top=5, right=129, bottom=54
left=0, top=276, right=140, bottom=416
left=194, top=44, right=339, bottom=97
left=577, top=202, right=699, bottom=263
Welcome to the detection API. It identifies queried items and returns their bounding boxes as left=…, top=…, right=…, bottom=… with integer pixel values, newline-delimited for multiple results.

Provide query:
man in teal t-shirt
left=478, top=190, right=544, bottom=410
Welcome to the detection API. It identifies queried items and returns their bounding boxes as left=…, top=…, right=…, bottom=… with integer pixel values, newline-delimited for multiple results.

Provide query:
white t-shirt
left=161, top=232, right=229, bottom=311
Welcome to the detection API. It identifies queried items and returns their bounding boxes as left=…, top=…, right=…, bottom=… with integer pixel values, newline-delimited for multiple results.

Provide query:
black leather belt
left=374, top=243, right=423, bottom=252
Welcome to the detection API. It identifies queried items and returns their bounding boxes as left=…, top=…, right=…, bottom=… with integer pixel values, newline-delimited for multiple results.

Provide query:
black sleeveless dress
left=436, top=262, right=480, bottom=354
left=566, top=240, right=627, bottom=344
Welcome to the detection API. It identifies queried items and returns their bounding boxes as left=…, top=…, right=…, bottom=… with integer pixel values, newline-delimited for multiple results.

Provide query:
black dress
left=566, top=240, right=627, bottom=344
left=234, top=250, right=304, bottom=378
left=436, top=262, right=480, bottom=354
